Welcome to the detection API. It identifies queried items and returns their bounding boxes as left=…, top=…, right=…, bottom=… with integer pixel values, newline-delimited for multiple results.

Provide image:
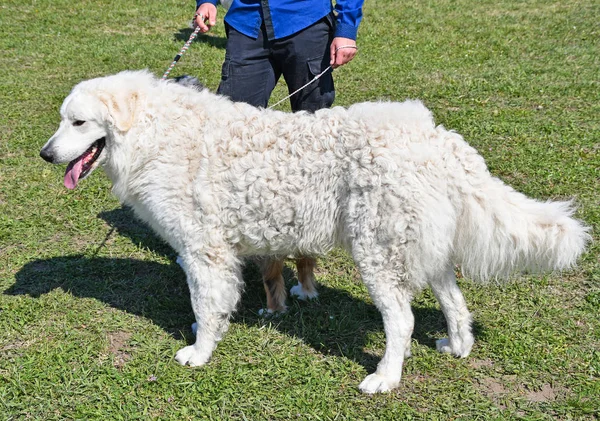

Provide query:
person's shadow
left=7, top=207, right=481, bottom=372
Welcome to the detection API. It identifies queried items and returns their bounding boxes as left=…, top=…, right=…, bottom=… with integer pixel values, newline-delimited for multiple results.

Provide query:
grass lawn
left=0, top=0, right=598, bottom=419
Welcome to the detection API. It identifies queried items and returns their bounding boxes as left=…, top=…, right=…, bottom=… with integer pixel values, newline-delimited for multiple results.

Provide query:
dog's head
left=40, top=70, right=206, bottom=190
left=173, top=75, right=205, bottom=91
left=40, top=71, right=147, bottom=189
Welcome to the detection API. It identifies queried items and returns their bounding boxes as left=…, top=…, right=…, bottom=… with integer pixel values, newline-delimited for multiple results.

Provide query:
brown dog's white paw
left=290, top=283, right=319, bottom=300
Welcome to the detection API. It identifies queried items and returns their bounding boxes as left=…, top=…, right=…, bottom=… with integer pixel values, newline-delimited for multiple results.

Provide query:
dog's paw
left=358, top=373, right=400, bottom=394
left=258, top=308, right=273, bottom=317
left=174, top=345, right=210, bottom=367
left=258, top=307, right=287, bottom=317
left=290, top=284, right=319, bottom=300
left=435, top=337, right=473, bottom=358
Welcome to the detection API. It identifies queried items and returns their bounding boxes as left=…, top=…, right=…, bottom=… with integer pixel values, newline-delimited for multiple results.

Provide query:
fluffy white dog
left=40, top=70, right=589, bottom=393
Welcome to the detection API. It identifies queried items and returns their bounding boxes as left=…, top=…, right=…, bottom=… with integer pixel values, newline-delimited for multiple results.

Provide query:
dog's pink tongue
left=64, top=158, right=84, bottom=190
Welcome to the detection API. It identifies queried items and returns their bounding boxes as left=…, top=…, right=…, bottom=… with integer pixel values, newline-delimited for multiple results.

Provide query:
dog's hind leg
left=429, top=265, right=474, bottom=358
left=355, top=258, right=415, bottom=394
left=175, top=249, right=243, bottom=367
left=290, top=257, right=319, bottom=300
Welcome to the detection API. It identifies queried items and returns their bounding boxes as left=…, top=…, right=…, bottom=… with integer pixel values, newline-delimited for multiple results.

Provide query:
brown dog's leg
left=261, top=259, right=287, bottom=313
left=261, top=257, right=319, bottom=314
left=291, top=257, right=319, bottom=300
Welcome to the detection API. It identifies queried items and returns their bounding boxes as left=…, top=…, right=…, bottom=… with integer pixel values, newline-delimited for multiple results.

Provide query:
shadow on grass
left=7, top=255, right=191, bottom=339
left=174, top=27, right=227, bottom=50
left=7, top=207, right=482, bottom=372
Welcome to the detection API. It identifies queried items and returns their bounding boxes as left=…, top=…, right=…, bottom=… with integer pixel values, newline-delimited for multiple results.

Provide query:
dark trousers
left=217, top=15, right=335, bottom=112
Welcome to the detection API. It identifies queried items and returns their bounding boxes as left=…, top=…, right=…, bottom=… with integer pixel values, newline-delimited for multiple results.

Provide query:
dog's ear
left=98, top=91, right=139, bottom=132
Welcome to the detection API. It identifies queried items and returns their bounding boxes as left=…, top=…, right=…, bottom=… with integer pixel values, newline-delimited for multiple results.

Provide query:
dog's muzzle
left=40, top=146, right=54, bottom=163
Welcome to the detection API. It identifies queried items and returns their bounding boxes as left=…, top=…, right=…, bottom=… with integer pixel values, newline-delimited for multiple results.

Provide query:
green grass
left=1, top=0, right=598, bottom=419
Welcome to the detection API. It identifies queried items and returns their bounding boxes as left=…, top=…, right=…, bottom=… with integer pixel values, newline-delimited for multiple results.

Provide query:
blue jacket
left=196, top=0, right=363, bottom=40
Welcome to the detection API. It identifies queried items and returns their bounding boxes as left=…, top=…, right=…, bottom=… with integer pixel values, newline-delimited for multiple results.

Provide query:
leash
left=161, top=17, right=354, bottom=110
left=161, top=25, right=202, bottom=80
left=267, top=46, right=355, bottom=109
left=162, top=28, right=332, bottom=109
left=268, top=65, right=333, bottom=109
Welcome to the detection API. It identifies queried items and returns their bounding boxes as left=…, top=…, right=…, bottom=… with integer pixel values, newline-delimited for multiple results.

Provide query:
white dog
left=40, top=70, right=589, bottom=393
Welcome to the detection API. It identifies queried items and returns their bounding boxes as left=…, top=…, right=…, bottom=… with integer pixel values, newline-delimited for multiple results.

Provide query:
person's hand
left=194, top=3, right=218, bottom=33
left=330, top=37, right=358, bottom=69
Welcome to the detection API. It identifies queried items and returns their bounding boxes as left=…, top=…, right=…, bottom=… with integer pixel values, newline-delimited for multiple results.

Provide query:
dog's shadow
left=174, top=27, right=227, bottom=50
left=8, top=207, right=481, bottom=372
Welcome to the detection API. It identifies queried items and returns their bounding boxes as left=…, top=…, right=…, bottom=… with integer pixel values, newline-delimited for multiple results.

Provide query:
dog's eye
left=73, top=120, right=86, bottom=127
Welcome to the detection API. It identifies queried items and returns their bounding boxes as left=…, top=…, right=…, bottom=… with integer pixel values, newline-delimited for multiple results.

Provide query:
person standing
left=193, top=0, right=363, bottom=111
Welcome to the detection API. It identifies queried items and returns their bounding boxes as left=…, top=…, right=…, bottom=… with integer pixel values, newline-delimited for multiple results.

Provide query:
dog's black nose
left=40, top=147, right=54, bottom=163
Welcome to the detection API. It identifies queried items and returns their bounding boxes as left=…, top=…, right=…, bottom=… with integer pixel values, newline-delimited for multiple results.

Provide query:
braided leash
left=161, top=22, right=202, bottom=80
left=268, top=65, right=333, bottom=109
left=268, top=45, right=356, bottom=109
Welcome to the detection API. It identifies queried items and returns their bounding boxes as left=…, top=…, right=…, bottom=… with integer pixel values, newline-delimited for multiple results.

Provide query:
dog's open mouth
left=64, top=137, right=106, bottom=189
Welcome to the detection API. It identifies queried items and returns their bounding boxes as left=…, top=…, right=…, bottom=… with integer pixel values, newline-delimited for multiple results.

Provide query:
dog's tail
left=449, top=137, right=590, bottom=281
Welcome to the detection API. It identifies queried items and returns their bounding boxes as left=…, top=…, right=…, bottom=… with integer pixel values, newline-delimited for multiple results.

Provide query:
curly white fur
left=41, top=70, right=590, bottom=393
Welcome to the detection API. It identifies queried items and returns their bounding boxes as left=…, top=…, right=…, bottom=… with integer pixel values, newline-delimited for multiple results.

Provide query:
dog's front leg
left=175, top=250, right=242, bottom=366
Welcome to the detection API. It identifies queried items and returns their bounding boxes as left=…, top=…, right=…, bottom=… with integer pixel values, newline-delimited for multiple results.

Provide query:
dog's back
left=347, top=100, right=435, bottom=131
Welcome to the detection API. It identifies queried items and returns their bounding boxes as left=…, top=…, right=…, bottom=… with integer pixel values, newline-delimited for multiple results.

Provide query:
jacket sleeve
left=334, top=0, right=364, bottom=40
